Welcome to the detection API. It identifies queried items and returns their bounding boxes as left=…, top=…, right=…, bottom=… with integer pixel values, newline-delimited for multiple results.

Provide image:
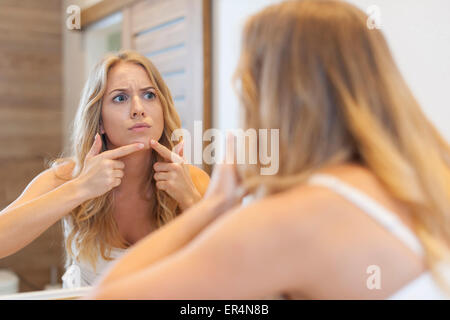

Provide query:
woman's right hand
left=73, top=133, right=145, bottom=200
left=203, top=133, right=247, bottom=212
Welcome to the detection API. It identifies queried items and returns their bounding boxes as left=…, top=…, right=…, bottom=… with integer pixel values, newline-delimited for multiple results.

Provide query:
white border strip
left=0, top=287, right=92, bottom=300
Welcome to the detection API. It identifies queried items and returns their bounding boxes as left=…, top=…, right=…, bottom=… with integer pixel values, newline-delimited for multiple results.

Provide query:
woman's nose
left=130, top=95, right=145, bottom=118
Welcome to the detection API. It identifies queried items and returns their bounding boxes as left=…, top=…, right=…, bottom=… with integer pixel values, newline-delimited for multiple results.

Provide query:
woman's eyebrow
left=108, top=88, right=128, bottom=95
left=108, top=86, right=155, bottom=95
left=140, top=86, right=155, bottom=91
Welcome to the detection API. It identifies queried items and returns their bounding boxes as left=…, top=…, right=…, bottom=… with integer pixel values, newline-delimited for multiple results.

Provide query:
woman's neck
left=114, top=149, right=153, bottom=200
left=111, top=149, right=157, bottom=244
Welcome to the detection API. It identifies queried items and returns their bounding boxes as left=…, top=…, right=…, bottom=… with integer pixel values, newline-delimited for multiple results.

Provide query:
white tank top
left=61, top=220, right=127, bottom=288
left=308, top=173, right=450, bottom=299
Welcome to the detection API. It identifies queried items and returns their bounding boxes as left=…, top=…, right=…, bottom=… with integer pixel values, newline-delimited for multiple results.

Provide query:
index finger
left=100, top=143, right=145, bottom=159
left=150, top=139, right=183, bottom=163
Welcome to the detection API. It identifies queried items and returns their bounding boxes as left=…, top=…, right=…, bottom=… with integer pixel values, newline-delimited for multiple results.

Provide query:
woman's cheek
left=103, top=114, right=129, bottom=146
left=151, top=122, right=164, bottom=142
left=106, top=126, right=125, bottom=147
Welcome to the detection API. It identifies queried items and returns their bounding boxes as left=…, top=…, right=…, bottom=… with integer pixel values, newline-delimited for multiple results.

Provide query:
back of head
left=235, top=0, right=450, bottom=291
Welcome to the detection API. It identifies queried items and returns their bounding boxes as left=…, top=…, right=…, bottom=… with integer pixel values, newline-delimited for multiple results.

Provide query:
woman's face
left=100, top=61, right=164, bottom=150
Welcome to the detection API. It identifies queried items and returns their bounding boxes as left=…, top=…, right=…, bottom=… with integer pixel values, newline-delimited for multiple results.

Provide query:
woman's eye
left=113, top=94, right=127, bottom=103
left=144, top=92, right=156, bottom=100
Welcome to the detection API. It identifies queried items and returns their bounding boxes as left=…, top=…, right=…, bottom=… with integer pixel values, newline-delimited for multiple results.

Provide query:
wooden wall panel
left=148, top=45, right=188, bottom=75
left=134, top=18, right=187, bottom=55
left=131, top=0, right=187, bottom=35
left=0, top=0, right=61, bottom=11
left=0, top=50, right=61, bottom=83
left=0, top=28, right=60, bottom=53
left=0, top=107, right=62, bottom=137
left=0, top=0, right=63, bottom=292
left=0, top=4, right=61, bottom=34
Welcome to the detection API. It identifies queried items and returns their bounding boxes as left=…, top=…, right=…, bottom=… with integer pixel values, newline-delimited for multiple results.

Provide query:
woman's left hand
left=150, top=139, right=202, bottom=210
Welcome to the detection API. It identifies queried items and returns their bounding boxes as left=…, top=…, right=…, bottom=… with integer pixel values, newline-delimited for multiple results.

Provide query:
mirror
left=0, top=0, right=211, bottom=298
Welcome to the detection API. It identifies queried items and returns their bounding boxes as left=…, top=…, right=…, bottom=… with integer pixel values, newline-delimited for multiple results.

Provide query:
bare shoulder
left=262, top=163, right=413, bottom=246
left=248, top=182, right=333, bottom=224
left=232, top=164, right=382, bottom=231
left=313, top=162, right=416, bottom=229
left=188, top=165, right=210, bottom=195
left=314, top=163, right=390, bottom=201
left=219, top=183, right=333, bottom=254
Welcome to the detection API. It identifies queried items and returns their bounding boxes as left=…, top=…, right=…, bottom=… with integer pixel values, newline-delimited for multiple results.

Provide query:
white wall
left=212, top=0, right=282, bottom=131
left=212, top=0, right=450, bottom=140
left=347, top=0, right=450, bottom=140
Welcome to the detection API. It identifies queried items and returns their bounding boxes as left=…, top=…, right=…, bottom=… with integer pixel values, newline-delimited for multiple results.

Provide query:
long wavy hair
left=51, top=50, right=182, bottom=269
left=234, top=0, right=450, bottom=292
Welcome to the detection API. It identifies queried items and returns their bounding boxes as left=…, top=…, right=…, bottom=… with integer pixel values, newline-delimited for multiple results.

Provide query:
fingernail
left=150, top=139, right=156, bottom=145
left=138, top=143, right=145, bottom=149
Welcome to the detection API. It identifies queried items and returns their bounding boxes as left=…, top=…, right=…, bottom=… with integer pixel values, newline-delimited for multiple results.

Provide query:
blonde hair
left=234, top=0, right=450, bottom=292
left=51, top=50, right=182, bottom=269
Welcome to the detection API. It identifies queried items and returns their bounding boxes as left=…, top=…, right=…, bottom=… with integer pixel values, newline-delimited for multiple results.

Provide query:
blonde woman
left=0, top=51, right=209, bottom=287
left=88, top=0, right=450, bottom=300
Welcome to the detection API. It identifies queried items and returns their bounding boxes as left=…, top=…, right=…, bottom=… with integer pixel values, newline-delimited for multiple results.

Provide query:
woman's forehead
left=107, top=61, right=153, bottom=89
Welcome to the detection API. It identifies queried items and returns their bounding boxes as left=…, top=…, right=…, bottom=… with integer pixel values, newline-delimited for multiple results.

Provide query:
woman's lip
left=130, top=126, right=150, bottom=132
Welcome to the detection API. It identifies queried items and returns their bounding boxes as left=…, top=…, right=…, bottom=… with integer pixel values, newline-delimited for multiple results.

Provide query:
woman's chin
left=128, top=139, right=150, bottom=149
left=140, top=141, right=151, bottom=150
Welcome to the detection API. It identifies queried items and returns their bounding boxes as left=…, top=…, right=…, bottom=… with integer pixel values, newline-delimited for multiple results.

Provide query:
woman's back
left=231, top=0, right=450, bottom=299
left=281, top=163, right=447, bottom=299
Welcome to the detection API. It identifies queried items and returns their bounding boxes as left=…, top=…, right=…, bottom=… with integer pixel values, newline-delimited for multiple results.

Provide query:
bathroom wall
left=62, top=0, right=92, bottom=151
left=212, top=0, right=450, bottom=141
left=0, top=0, right=64, bottom=291
left=346, top=0, right=450, bottom=141
left=212, top=0, right=281, bottom=132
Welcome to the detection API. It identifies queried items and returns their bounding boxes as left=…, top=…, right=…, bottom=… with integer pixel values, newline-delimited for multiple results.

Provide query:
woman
left=88, top=0, right=450, bottom=300
left=0, top=51, right=209, bottom=287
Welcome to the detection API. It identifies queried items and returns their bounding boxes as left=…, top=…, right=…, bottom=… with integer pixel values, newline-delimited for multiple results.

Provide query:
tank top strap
left=307, top=173, right=424, bottom=256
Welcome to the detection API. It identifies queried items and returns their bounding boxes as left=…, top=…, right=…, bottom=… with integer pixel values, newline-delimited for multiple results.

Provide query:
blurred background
left=0, top=0, right=449, bottom=294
